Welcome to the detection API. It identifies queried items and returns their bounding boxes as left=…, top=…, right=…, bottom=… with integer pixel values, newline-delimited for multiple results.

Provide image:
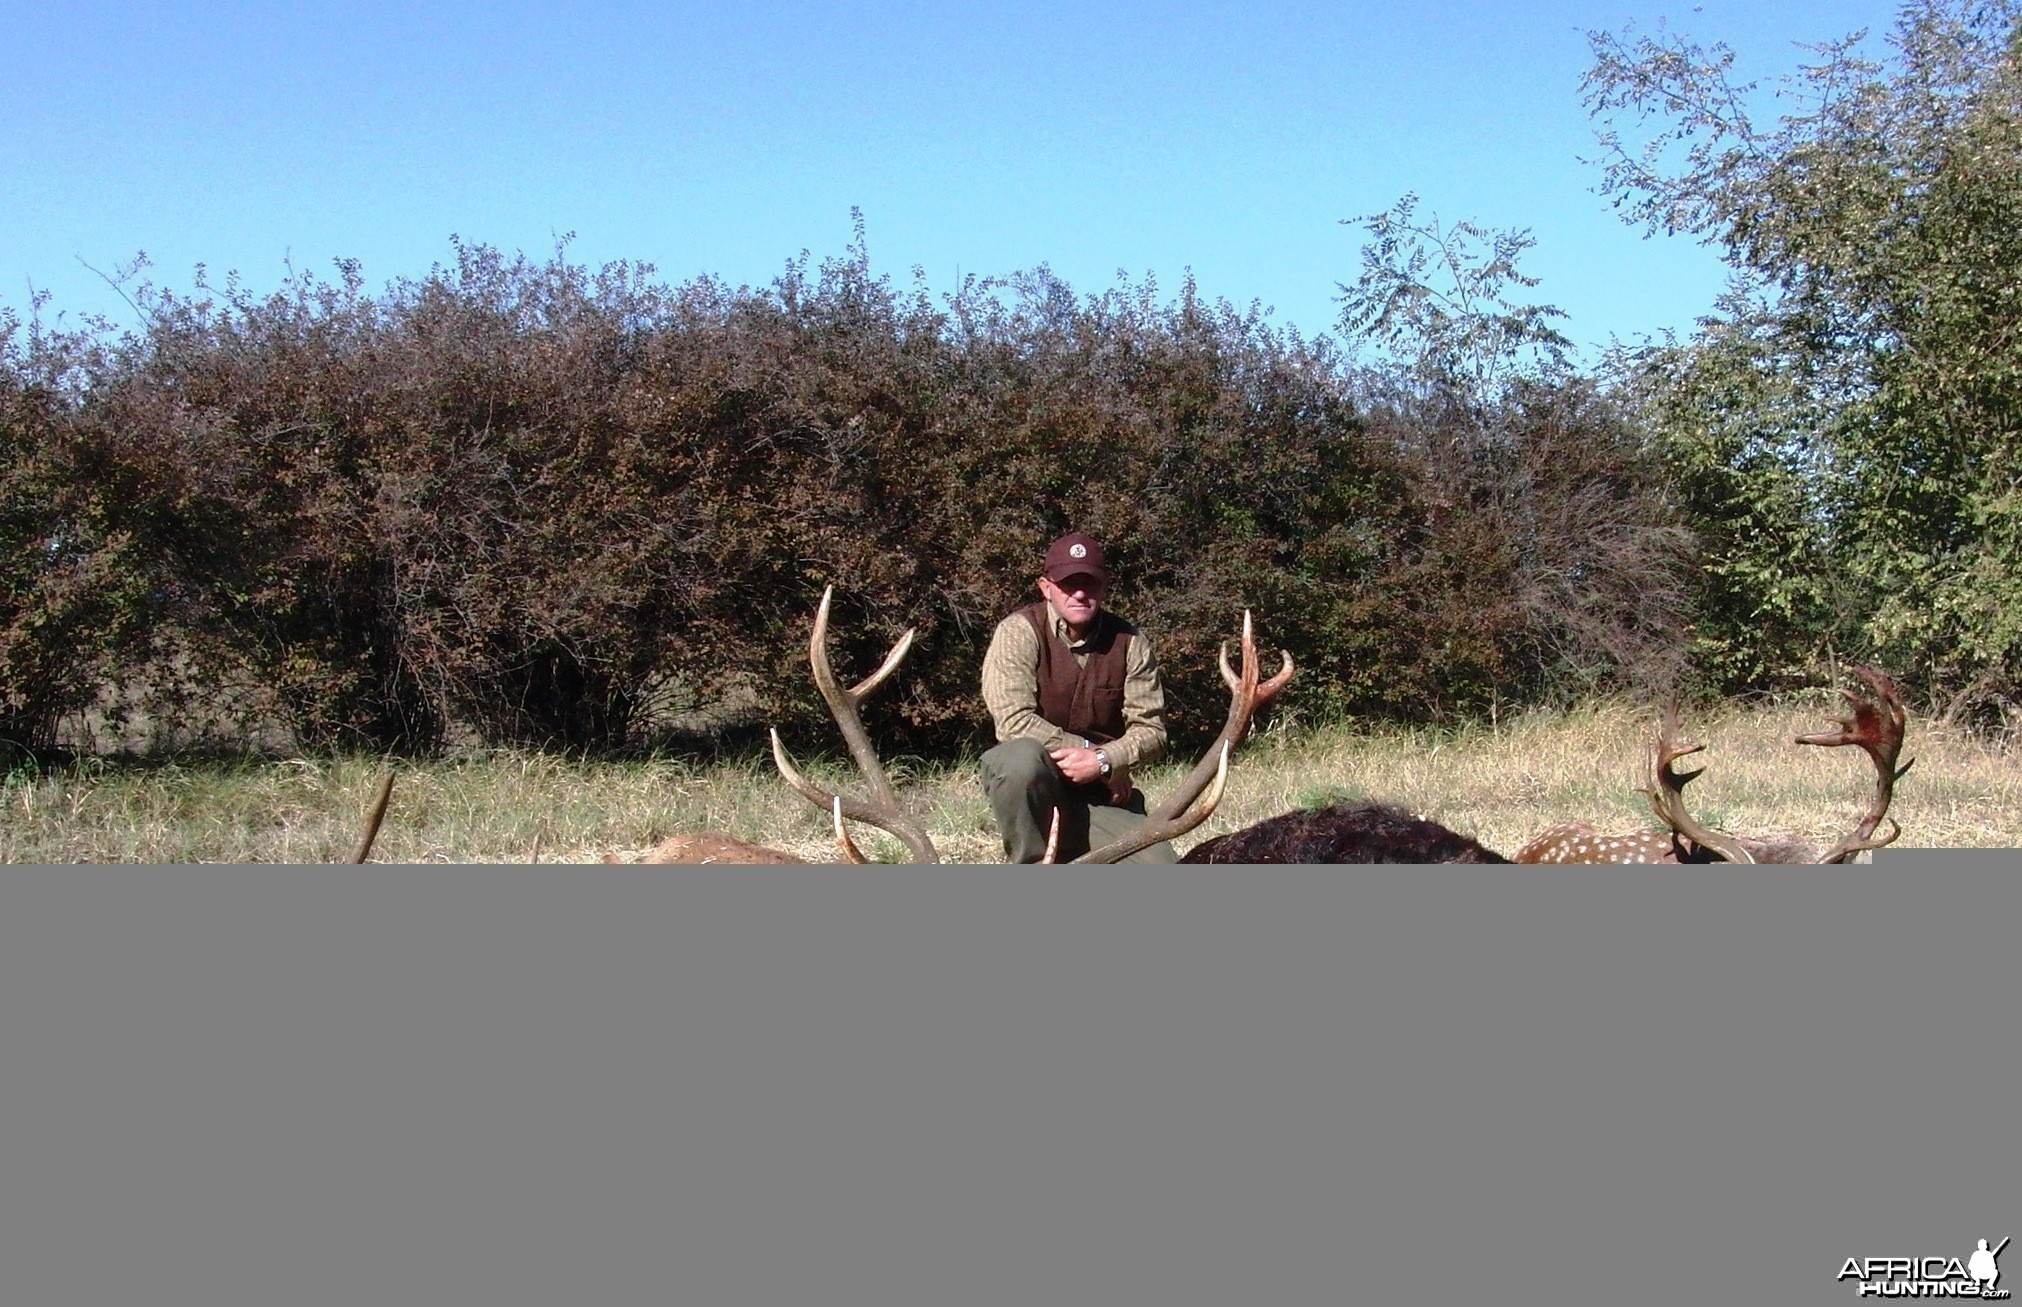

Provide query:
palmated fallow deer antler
left=1074, top=609, right=1293, bottom=863
left=771, top=586, right=941, bottom=863
left=1518, top=667, right=1915, bottom=864
left=1645, top=704, right=1758, bottom=864
left=1512, top=710, right=1754, bottom=865
left=1793, top=665, right=1913, bottom=864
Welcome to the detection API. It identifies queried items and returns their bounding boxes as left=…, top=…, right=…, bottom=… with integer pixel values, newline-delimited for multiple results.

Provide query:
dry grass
left=1195, top=697, right=2022, bottom=857
left=3, top=695, right=2017, bottom=863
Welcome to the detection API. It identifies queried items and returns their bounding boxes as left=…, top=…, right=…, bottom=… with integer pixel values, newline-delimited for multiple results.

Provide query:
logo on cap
left=1069, top=543, right=1087, bottom=559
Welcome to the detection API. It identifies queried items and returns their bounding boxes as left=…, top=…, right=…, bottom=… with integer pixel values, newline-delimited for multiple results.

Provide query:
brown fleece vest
left=1018, top=601, right=1132, bottom=745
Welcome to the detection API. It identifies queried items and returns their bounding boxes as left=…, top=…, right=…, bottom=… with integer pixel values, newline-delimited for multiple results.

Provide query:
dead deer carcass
left=1180, top=803, right=1510, bottom=863
left=1514, top=667, right=1912, bottom=865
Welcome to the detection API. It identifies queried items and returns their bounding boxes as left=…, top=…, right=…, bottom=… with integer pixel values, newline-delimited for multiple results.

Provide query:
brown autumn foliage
left=0, top=237, right=1690, bottom=760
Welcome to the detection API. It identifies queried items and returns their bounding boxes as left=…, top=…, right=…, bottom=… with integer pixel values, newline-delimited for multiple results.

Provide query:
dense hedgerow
left=0, top=236, right=1688, bottom=758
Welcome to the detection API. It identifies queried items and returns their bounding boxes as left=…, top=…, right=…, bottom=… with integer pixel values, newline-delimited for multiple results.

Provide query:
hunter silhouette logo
left=1973, top=1241, right=2009, bottom=1295
left=1839, top=1237, right=2011, bottom=1297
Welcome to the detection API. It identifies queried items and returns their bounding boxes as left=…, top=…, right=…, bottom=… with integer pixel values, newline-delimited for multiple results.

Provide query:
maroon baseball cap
left=1043, top=531, right=1110, bottom=584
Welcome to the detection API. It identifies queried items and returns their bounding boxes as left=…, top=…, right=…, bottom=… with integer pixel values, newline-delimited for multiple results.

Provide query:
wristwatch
left=1095, top=748, right=1112, bottom=777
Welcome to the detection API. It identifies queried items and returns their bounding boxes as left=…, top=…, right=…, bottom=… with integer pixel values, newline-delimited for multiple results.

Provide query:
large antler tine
left=834, top=796, right=869, bottom=864
left=1216, top=611, right=1265, bottom=698
left=349, top=773, right=395, bottom=864
left=1259, top=651, right=1295, bottom=705
left=1075, top=742, right=1230, bottom=864
left=808, top=585, right=841, bottom=696
left=1218, top=611, right=1261, bottom=696
left=850, top=626, right=917, bottom=701
left=1040, top=807, right=1062, bottom=865
left=772, top=727, right=835, bottom=809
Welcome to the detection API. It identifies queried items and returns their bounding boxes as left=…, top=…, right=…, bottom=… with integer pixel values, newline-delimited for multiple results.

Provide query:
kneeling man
left=979, top=532, right=1177, bottom=862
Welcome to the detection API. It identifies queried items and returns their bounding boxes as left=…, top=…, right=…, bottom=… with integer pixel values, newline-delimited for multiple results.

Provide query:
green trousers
left=979, top=738, right=1180, bottom=864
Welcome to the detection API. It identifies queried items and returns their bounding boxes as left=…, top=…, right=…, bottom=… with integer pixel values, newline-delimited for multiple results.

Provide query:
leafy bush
left=1, top=228, right=1691, bottom=758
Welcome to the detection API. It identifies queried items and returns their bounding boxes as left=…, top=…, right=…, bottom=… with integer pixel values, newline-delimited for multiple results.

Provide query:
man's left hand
left=1048, top=745, right=1106, bottom=785
left=1049, top=746, right=1137, bottom=803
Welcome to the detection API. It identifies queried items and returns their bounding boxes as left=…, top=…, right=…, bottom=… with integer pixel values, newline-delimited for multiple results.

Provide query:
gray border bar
left=1, top=852, right=2014, bottom=1306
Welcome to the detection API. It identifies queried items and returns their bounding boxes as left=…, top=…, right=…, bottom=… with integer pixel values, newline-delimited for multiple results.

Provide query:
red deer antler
left=1072, top=742, right=1233, bottom=864
left=349, top=773, right=396, bottom=864
left=1075, top=610, right=1293, bottom=863
left=671, top=598, right=1280, bottom=865
left=772, top=586, right=941, bottom=863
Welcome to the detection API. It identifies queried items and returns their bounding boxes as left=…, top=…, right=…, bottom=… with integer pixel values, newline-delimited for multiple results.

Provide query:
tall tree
left=1586, top=0, right=2022, bottom=716
left=1338, top=197, right=1693, bottom=703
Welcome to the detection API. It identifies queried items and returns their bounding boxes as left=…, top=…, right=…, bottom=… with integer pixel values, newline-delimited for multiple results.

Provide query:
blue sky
left=4, top=1, right=1902, bottom=357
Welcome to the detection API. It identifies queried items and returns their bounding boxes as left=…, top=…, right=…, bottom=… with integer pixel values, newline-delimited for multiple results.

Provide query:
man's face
left=1039, top=572, right=1108, bottom=629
